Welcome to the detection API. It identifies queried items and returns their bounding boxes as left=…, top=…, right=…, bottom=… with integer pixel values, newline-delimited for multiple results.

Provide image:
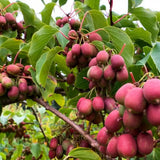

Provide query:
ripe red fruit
left=92, top=96, right=104, bottom=112
left=147, top=104, right=160, bottom=126
left=90, top=44, right=98, bottom=57
left=124, top=87, right=146, bottom=113
left=97, top=127, right=112, bottom=145
left=89, top=81, right=96, bottom=89
left=87, top=66, right=103, bottom=81
left=123, top=110, right=142, bottom=129
left=77, top=55, right=89, bottom=68
left=67, top=73, right=75, bottom=85
left=56, top=19, right=62, bottom=27
left=137, top=132, right=153, bottom=155
left=78, top=98, right=92, bottom=115
left=27, top=85, right=35, bottom=96
left=71, top=44, right=81, bottom=57
left=66, top=145, right=74, bottom=155
left=88, top=57, right=97, bottom=67
left=68, top=30, right=78, bottom=39
left=17, top=22, right=24, bottom=32
left=106, top=136, right=119, bottom=158
left=104, top=97, right=116, bottom=113
left=62, top=16, right=69, bottom=24
left=85, top=111, right=96, bottom=122
left=8, top=86, right=19, bottom=100
left=18, top=78, right=28, bottom=94
left=50, top=137, right=58, bottom=150
left=24, top=65, right=31, bottom=75
left=79, top=139, right=90, bottom=148
left=0, top=16, right=6, bottom=25
left=105, top=110, right=122, bottom=133
left=92, top=112, right=103, bottom=124
left=81, top=43, right=94, bottom=57
left=111, top=55, right=125, bottom=71
left=69, top=19, right=80, bottom=30
left=115, top=83, right=135, bottom=105
left=96, top=50, right=109, bottom=65
left=117, top=134, right=137, bottom=158
left=143, top=78, right=160, bottom=104
left=6, top=64, right=21, bottom=75
left=88, top=32, right=102, bottom=42
left=48, top=149, right=56, bottom=159
left=5, top=13, right=16, bottom=24
left=77, top=97, right=86, bottom=110
left=0, top=83, right=5, bottom=96
left=2, top=77, right=13, bottom=88
left=99, top=145, right=106, bottom=155
left=116, top=65, right=128, bottom=82
left=66, top=51, right=77, bottom=68
left=56, top=145, right=63, bottom=159
left=104, top=65, right=115, bottom=80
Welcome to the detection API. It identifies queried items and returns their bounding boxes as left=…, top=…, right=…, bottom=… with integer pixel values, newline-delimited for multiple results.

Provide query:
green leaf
left=85, top=10, right=107, bottom=31
left=59, top=0, right=67, bottom=6
left=1, top=38, right=24, bottom=54
left=41, top=2, right=56, bottom=25
left=36, top=46, right=63, bottom=87
left=31, top=143, right=41, bottom=159
left=126, top=28, right=152, bottom=47
left=11, top=144, right=23, bottom=160
left=128, top=0, right=143, bottom=11
left=0, top=152, right=6, bottom=160
left=17, top=2, right=35, bottom=25
left=148, top=42, right=160, bottom=74
left=104, top=26, right=134, bottom=67
left=56, top=23, right=70, bottom=49
left=0, top=114, right=10, bottom=125
left=28, top=25, right=58, bottom=67
left=84, top=0, right=100, bottom=10
left=52, top=93, right=65, bottom=107
left=68, top=147, right=101, bottom=160
left=41, top=77, right=57, bottom=101
left=0, top=0, right=18, bottom=12
left=75, top=68, right=89, bottom=90
left=131, top=7, right=159, bottom=42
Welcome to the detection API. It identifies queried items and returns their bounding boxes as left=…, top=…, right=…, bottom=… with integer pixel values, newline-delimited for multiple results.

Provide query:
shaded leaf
left=104, top=26, right=134, bottom=66
left=41, top=2, right=56, bottom=25
left=128, top=0, right=143, bottom=11
left=28, top=25, right=58, bottom=67
left=59, top=0, right=67, bottom=6
left=75, top=68, right=89, bottom=90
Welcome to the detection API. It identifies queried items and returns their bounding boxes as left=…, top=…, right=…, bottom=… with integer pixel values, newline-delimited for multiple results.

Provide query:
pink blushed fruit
left=105, top=109, right=122, bottom=133
left=92, top=96, right=104, bottom=112
left=143, top=78, right=160, bottom=104
left=96, top=50, right=109, bottom=65
left=88, top=32, right=102, bottom=42
left=6, top=64, right=21, bottom=75
left=117, top=133, right=137, bottom=158
left=115, top=83, right=135, bottom=105
left=104, top=65, right=115, bottom=80
left=8, top=86, right=19, bottom=100
left=97, top=127, right=112, bottom=145
left=71, top=44, right=81, bottom=57
left=124, top=87, right=146, bottom=113
left=50, top=137, right=58, bottom=149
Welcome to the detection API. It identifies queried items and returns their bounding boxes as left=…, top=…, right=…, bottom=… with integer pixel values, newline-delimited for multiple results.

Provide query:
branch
left=113, top=13, right=129, bottom=25
left=109, top=0, right=113, bottom=25
left=33, top=98, right=100, bottom=150
left=31, top=107, right=49, bottom=146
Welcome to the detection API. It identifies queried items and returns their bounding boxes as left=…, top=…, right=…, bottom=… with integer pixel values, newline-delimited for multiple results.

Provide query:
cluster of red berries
left=56, top=16, right=80, bottom=31
left=0, top=63, right=40, bottom=105
left=0, top=120, right=30, bottom=139
left=0, top=12, right=24, bottom=38
left=95, top=78, right=160, bottom=158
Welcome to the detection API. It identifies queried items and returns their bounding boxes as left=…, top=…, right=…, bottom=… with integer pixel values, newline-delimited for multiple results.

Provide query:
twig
left=113, top=13, right=129, bottom=25
left=31, top=107, right=49, bottom=146
left=59, top=30, right=70, bottom=40
left=2, top=2, right=16, bottom=12
left=33, top=98, right=100, bottom=150
left=13, top=51, right=20, bottom=64
left=79, top=11, right=89, bottom=32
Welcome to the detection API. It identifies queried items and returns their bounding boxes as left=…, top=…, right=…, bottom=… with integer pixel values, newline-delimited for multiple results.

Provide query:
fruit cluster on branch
left=0, top=12, right=24, bottom=39
left=0, top=63, right=40, bottom=106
